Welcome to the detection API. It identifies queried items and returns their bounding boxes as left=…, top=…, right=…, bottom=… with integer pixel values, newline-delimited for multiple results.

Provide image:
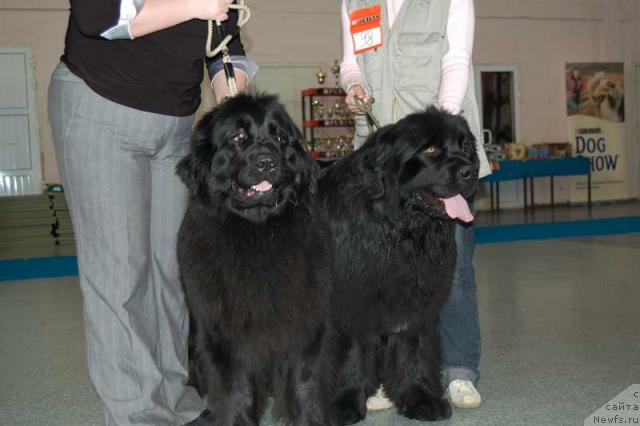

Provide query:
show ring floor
left=1, top=232, right=639, bottom=425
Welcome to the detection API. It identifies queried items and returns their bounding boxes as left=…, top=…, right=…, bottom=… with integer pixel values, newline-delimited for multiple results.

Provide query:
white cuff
left=344, top=82, right=370, bottom=100
left=208, top=56, right=259, bottom=87
left=101, top=0, right=145, bottom=40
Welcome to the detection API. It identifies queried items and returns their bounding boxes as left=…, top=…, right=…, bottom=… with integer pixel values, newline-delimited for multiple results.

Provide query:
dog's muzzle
left=233, top=149, right=286, bottom=209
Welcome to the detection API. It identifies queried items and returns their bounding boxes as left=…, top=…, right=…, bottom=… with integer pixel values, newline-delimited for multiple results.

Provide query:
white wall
left=0, top=0, right=344, bottom=184
left=0, top=0, right=639, bottom=201
left=475, top=0, right=640, bottom=201
left=0, top=1, right=69, bottom=186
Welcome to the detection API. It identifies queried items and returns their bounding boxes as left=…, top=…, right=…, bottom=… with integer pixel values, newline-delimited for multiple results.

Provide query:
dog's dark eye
left=462, top=143, right=471, bottom=154
left=424, top=146, right=441, bottom=156
left=232, top=130, right=247, bottom=144
left=274, top=131, right=286, bottom=143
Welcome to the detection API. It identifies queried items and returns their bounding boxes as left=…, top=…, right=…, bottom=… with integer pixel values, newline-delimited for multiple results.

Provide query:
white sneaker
left=447, top=379, right=482, bottom=408
left=366, top=385, right=394, bottom=411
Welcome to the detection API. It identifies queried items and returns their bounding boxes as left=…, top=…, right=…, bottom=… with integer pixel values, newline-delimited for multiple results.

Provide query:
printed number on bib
left=350, top=4, right=383, bottom=55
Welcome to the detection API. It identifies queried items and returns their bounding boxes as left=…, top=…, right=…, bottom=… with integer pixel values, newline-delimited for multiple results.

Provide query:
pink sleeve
left=339, top=1, right=368, bottom=93
left=438, top=0, right=475, bottom=114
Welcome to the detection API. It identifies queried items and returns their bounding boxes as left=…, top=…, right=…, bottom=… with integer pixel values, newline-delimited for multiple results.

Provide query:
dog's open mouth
left=233, top=180, right=279, bottom=208
left=414, top=192, right=474, bottom=223
left=242, top=180, right=273, bottom=199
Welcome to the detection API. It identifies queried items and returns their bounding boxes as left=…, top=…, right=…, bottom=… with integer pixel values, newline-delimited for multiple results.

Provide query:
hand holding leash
left=354, top=95, right=381, bottom=133
left=206, top=0, right=252, bottom=97
left=345, top=84, right=368, bottom=114
left=190, top=0, right=233, bottom=21
left=206, top=0, right=251, bottom=58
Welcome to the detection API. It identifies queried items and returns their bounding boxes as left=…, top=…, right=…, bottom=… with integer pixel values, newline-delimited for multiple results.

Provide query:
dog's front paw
left=396, top=391, right=451, bottom=421
left=333, top=388, right=366, bottom=425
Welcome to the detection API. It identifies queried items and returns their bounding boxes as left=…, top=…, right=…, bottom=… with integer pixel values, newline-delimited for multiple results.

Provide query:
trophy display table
left=301, top=88, right=355, bottom=163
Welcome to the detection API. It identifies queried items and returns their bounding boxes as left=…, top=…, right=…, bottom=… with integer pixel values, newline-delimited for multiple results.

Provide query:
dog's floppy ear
left=176, top=111, right=217, bottom=200
left=274, top=105, right=320, bottom=197
left=292, top=123, right=321, bottom=198
left=356, top=148, right=385, bottom=200
left=277, top=104, right=308, bottom=152
left=286, top=116, right=307, bottom=150
left=354, top=126, right=397, bottom=200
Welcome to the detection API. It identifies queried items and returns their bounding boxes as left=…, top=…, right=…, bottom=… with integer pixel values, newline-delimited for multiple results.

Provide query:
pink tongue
left=441, top=195, right=474, bottom=222
left=253, top=181, right=272, bottom=192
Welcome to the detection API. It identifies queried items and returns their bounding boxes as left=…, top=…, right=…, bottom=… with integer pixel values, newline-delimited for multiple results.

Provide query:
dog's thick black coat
left=176, top=94, right=334, bottom=425
left=319, top=107, right=479, bottom=423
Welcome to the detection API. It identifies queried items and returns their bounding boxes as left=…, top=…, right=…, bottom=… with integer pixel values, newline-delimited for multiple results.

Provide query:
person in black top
left=63, top=0, right=254, bottom=114
left=47, top=1, right=257, bottom=425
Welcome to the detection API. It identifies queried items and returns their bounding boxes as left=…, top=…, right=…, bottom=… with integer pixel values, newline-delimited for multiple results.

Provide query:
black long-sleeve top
left=62, top=1, right=247, bottom=116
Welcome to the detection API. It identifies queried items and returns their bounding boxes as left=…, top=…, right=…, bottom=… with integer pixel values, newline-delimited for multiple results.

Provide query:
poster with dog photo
left=566, top=63, right=628, bottom=202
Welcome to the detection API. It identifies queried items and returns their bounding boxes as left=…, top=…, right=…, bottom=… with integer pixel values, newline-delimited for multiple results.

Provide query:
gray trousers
left=48, top=63, right=205, bottom=426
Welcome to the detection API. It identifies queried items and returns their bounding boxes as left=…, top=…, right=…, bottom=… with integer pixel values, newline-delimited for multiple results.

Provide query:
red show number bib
left=350, top=4, right=383, bottom=55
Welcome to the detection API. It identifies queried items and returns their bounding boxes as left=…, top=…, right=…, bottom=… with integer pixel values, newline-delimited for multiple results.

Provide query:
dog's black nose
left=254, top=154, right=278, bottom=172
left=458, top=166, right=474, bottom=181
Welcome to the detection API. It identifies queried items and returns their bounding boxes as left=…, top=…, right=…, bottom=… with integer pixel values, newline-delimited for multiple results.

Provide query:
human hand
left=345, top=84, right=369, bottom=115
left=189, top=0, right=233, bottom=22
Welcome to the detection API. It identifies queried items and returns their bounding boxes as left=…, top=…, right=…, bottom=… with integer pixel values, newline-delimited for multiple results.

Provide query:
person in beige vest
left=340, top=0, right=490, bottom=411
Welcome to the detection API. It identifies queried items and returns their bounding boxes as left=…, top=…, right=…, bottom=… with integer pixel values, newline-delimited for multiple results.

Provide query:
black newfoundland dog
left=176, top=94, right=334, bottom=425
left=319, top=107, right=479, bottom=424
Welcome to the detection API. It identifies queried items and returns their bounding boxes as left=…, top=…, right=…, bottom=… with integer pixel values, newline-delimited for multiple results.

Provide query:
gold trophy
left=316, top=68, right=326, bottom=86
left=331, top=59, right=341, bottom=87
left=312, top=100, right=325, bottom=120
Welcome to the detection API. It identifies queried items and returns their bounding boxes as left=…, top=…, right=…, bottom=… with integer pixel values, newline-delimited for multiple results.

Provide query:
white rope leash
left=206, top=0, right=252, bottom=97
left=206, top=1, right=251, bottom=58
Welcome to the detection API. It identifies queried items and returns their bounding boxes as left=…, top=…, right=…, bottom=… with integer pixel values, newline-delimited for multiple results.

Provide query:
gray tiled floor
left=1, top=234, right=639, bottom=426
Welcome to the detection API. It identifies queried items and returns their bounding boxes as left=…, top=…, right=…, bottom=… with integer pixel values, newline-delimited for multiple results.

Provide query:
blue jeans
left=439, top=221, right=481, bottom=388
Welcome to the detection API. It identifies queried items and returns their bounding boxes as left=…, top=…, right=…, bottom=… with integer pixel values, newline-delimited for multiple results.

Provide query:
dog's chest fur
left=178, top=204, right=331, bottom=361
left=330, top=214, right=456, bottom=335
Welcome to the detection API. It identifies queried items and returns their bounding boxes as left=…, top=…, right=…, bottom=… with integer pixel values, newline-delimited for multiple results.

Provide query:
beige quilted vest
left=346, top=0, right=490, bottom=177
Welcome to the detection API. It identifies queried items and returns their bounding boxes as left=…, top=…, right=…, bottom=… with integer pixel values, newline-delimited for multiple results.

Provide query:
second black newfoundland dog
left=319, top=107, right=479, bottom=423
left=176, top=94, right=334, bottom=425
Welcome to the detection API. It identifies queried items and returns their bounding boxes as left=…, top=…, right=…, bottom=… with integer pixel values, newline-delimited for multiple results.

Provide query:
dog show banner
left=565, top=63, right=628, bottom=202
